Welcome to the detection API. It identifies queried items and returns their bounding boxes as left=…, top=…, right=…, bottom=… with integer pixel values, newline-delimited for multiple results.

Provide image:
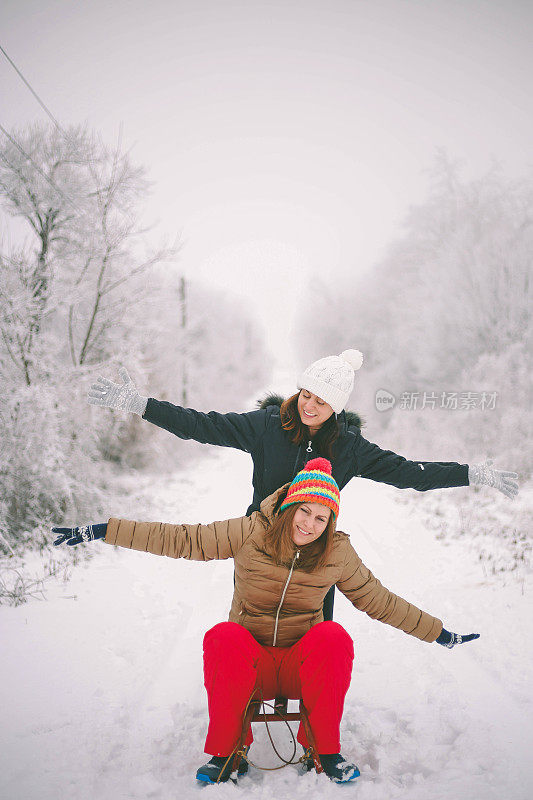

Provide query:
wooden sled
left=231, top=693, right=323, bottom=775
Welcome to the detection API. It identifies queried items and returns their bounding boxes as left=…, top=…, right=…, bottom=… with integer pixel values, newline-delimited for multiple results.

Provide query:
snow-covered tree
left=296, top=155, right=533, bottom=475
left=0, top=123, right=271, bottom=550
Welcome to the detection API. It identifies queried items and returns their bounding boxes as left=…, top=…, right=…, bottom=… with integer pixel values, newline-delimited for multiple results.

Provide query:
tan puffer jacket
left=105, top=485, right=443, bottom=648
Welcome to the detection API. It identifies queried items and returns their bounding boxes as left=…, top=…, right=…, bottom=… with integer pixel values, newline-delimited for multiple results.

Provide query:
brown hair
left=280, top=392, right=339, bottom=460
left=263, top=502, right=336, bottom=573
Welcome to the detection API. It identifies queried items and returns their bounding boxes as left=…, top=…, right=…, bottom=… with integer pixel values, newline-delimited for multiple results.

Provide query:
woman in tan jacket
left=53, top=458, right=479, bottom=785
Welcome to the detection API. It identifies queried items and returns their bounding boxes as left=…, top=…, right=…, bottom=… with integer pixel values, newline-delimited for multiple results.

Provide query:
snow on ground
left=1, top=447, right=532, bottom=800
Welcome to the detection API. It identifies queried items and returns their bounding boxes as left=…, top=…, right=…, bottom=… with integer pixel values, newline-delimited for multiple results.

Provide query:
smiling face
left=297, top=389, right=335, bottom=432
left=291, top=502, right=331, bottom=547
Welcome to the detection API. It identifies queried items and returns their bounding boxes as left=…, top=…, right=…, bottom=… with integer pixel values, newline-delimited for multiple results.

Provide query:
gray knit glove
left=87, top=367, right=148, bottom=416
left=468, top=459, right=519, bottom=500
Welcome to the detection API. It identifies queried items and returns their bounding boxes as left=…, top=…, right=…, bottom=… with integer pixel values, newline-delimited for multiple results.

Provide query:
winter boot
left=302, top=751, right=360, bottom=783
left=319, top=754, right=360, bottom=783
left=195, top=754, right=249, bottom=784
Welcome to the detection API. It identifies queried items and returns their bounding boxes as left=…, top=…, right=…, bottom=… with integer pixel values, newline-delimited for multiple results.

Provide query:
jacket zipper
left=272, top=550, right=300, bottom=646
left=292, top=440, right=314, bottom=476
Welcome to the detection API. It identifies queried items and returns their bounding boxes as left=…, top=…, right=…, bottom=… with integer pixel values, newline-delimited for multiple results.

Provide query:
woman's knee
left=302, top=621, right=354, bottom=659
left=203, top=621, right=261, bottom=660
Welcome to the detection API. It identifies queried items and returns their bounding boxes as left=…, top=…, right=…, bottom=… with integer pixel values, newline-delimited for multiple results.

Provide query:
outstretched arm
left=336, top=542, right=479, bottom=646
left=87, top=367, right=268, bottom=452
left=53, top=513, right=257, bottom=560
left=351, top=431, right=518, bottom=499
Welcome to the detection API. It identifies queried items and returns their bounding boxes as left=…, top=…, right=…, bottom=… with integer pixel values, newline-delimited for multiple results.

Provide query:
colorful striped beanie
left=280, top=457, right=340, bottom=519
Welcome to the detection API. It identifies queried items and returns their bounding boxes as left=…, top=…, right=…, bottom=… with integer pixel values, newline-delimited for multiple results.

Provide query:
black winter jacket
left=143, top=395, right=469, bottom=514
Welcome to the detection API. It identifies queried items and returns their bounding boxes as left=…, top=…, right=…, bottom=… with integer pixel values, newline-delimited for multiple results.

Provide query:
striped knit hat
left=280, top=457, right=340, bottom=519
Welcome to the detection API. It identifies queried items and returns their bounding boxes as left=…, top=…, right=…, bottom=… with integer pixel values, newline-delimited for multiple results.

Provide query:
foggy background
left=2, top=0, right=533, bottom=357
left=0, top=0, right=531, bottom=576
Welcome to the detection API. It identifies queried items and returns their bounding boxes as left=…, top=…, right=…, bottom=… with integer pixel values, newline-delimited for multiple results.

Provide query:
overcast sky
left=2, top=0, right=532, bottom=360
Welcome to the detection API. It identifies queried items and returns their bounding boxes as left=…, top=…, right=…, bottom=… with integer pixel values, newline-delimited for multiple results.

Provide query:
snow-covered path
left=1, top=448, right=532, bottom=800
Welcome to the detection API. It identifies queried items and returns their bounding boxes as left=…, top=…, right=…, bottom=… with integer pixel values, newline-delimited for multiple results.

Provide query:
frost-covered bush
left=454, top=340, right=532, bottom=477
left=0, top=383, right=104, bottom=550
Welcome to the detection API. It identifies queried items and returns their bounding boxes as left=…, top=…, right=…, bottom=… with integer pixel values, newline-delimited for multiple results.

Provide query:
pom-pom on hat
left=298, top=349, right=364, bottom=414
left=280, top=457, right=340, bottom=519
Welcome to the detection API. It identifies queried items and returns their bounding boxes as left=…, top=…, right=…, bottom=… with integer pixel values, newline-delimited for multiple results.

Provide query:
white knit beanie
left=297, top=349, right=364, bottom=414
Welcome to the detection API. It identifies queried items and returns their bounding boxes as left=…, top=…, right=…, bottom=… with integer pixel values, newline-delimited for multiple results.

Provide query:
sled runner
left=230, top=692, right=324, bottom=775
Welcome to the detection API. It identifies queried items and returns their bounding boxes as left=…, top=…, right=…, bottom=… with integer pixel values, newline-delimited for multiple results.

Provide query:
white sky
left=2, top=0, right=533, bottom=360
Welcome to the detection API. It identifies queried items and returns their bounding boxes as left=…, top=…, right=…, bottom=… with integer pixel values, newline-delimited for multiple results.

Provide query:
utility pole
left=179, top=275, right=187, bottom=406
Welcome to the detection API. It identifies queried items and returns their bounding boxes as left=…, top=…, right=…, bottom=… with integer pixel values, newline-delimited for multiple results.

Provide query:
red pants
left=203, top=621, right=354, bottom=756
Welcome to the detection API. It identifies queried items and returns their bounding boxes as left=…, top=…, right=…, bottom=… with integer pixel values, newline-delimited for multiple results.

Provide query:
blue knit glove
left=52, top=523, right=108, bottom=547
left=436, top=628, right=480, bottom=649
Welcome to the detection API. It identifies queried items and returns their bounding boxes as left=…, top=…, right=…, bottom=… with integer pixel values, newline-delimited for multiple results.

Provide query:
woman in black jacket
left=88, top=349, right=518, bottom=616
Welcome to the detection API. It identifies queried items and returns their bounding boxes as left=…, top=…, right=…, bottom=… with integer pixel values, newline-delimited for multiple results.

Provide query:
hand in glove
left=87, top=367, right=147, bottom=416
left=52, top=524, right=108, bottom=547
left=436, top=628, right=480, bottom=649
left=469, top=459, right=519, bottom=500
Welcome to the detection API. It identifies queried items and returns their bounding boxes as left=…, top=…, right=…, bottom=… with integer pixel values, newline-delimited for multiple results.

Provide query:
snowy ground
left=1, top=447, right=532, bottom=800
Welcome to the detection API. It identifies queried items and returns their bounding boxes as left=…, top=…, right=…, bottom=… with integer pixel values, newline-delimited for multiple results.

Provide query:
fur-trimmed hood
left=256, top=392, right=363, bottom=430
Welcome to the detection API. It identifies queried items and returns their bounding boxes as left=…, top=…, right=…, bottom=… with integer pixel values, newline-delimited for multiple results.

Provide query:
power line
left=0, top=43, right=82, bottom=214
left=0, top=43, right=68, bottom=137
left=0, top=122, right=82, bottom=214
